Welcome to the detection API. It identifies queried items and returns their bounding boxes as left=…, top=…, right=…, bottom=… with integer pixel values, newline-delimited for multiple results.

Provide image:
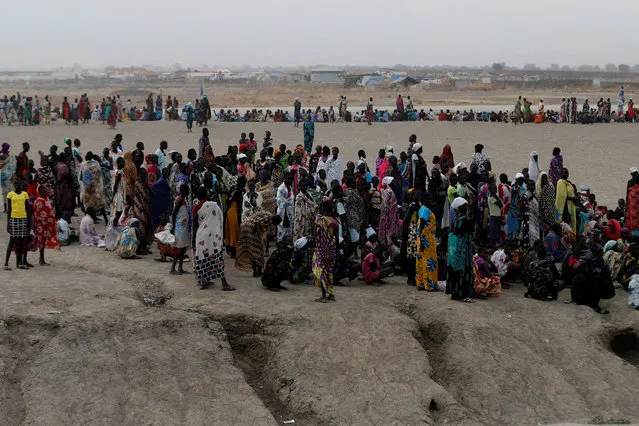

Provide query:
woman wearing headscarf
left=602, top=240, right=624, bottom=281
left=402, top=190, right=421, bottom=285
left=131, top=168, right=153, bottom=254
left=378, top=176, right=400, bottom=247
left=473, top=248, right=502, bottom=298
left=555, top=167, right=577, bottom=232
left=528, top=151, right=541, bottom=184
left=184, top=102, right=195, bottom=132
left=114, top=218, right=140, bottom=259
left=192, top=190, right=234, bottom=291
left=416, top=204, right=438, bottom=291
left=439, top=144, right=454, bottom=169
left=446, top=197, right=474, bottom=302
left=536, top=172, right=555, bottom=233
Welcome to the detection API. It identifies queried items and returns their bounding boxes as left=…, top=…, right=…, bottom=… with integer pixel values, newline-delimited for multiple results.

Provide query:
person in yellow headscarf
left=554, top=167, right=577, bottom=232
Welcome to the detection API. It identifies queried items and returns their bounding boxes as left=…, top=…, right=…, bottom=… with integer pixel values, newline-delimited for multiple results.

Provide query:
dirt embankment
left=0, top=228, right=638, bottom=425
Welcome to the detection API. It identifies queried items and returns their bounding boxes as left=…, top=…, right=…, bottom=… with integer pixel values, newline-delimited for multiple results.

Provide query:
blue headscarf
left=418, top=205, right=432, bottom=222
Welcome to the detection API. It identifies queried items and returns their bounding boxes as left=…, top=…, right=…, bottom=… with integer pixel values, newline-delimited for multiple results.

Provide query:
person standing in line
left=313, top=200, right=339, bottom=303
left=5, top=181, right=29, bottom=270
left=198, top=128, right=210, bottom=159
left=294, top=97, right=302, bottom=127
left=303, top=115, right=315, bottom=154
left=366, top=97, right=374, bottom=125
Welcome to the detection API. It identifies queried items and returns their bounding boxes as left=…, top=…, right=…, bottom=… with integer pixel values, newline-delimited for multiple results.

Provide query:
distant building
left=310, top=69, right=345, bottom=84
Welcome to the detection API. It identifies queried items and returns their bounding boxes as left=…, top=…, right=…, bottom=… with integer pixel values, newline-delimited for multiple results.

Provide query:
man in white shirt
left=326, top=147, right=343, bottom=185
left=155, top=140, right=168, bottom=172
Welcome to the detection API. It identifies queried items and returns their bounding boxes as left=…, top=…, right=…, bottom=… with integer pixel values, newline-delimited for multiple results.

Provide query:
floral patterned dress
left=33, top=195, right=60, bottom=250
left=416, top=208, right=438, bottom=291
left=293, top=191, right=318, bottom=242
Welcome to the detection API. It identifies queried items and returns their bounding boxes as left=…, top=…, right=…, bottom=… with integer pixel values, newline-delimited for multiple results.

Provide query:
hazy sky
left=5, top=0, right=639, bottom=69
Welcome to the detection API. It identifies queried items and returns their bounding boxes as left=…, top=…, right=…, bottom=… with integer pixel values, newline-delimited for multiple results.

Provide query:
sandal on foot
left=461, top=297, right=474, bottom=303
left=3, top=265, right=11, bottom=271
left=222, top=286, right=236, bottom=292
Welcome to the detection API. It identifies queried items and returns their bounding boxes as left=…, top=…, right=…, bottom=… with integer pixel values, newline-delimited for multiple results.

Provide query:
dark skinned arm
left=6, top=199, right=11, bottom=233
left=171, top=197, right=181, bottom=233
left=192, top=213, right=199, bottom=249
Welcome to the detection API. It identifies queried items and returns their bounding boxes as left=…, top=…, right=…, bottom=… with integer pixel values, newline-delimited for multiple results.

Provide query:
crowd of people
left=4, top=88, right=637, bottom=130
left=1, top=126, right=639, bottom=308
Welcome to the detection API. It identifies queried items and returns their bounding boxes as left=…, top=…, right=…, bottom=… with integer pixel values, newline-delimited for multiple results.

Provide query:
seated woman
left=80, top=208, right=103, bottom=247
left=473, top=248, right=502, bottom=297
left=361, top=244, right=393, bottom=286
left=291, top=236, right=313, bottom=284
left=569, top=243, right=615, bottom=314
left=618, top=241, right=639, bottom=290
left=602, top=240, right=624, bottom=281
left=261, top=242, right=292, bottom=291
left=114, top=218, right=141, bottom=259
left=524, top=240, right=562, bottom=301
left=544, top=223, right=569, bottom=262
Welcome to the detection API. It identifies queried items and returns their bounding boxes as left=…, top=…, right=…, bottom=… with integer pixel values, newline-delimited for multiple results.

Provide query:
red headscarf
left=440, top=144, right=454, bottom=167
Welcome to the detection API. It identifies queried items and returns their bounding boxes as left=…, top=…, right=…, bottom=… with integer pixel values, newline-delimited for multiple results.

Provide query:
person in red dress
left=107, top=100, right=118, bottom=129
left=34, top=185, right=60, bottom=265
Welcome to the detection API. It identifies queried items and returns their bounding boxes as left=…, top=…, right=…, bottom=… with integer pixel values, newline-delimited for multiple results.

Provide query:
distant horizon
left=2, top=63, right=639, bottom=73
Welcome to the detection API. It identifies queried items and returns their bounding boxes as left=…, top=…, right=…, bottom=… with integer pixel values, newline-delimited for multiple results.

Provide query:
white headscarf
left=451, top=197, right=468, bottom=211
left=453, top=162, right=467, bottom=174
left=528, top=151, right=540, bottom=183
left=381, top=176, right=394, bottom=187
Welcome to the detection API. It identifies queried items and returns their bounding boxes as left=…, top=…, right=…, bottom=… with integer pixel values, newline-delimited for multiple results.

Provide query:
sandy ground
left=1, top=118, right=636, bottom=207
left=0, top=210, right=638, bottom=425
left=0, top=120, right=638, bottom=425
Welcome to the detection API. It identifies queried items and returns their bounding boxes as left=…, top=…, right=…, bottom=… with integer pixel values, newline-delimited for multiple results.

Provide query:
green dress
left=446, top=214, right=474, bottom=299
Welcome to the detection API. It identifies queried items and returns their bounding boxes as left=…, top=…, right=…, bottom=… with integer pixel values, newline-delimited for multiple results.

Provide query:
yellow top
left=7, top=191, right=28, bottom=219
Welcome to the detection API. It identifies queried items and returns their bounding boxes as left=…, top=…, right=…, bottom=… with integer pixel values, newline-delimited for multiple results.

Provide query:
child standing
left=5, top=181, right=29, bottom=270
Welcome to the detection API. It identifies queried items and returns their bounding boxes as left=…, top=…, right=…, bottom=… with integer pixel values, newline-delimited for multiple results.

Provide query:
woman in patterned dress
left=292, top=178, right=318, bottom=242
left=192, top=187, right=234, bottom=291
left=313, top=200, right=339, bottom=303
left=378, top=176, right=400, bottom=247
left=34, top=184, right=60, bottom=265
left=416, top=205, right=438, bottom=291
left=235, top=209, right=281, bottom=276
left=446, top=198, right=475, bottom=302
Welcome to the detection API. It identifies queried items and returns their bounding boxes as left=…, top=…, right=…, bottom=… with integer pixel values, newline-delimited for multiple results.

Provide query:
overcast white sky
left=4, top=0, right=638, bottom=69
